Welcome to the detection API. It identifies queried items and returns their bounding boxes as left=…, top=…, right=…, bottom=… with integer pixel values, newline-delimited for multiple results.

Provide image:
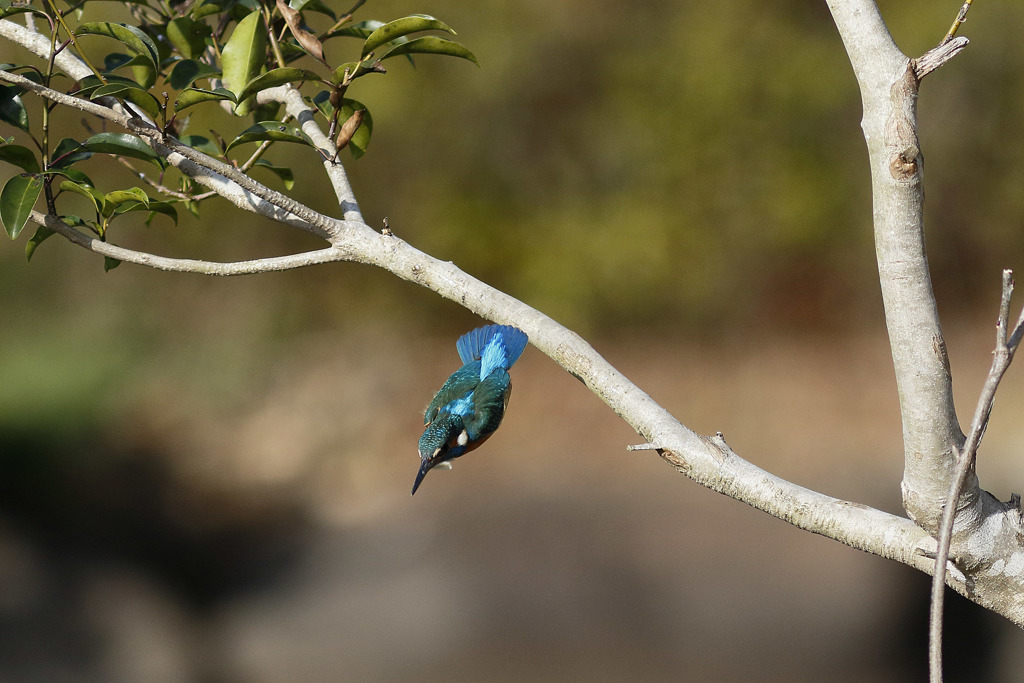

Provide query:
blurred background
left=3, top=0, right=1024, bottom=680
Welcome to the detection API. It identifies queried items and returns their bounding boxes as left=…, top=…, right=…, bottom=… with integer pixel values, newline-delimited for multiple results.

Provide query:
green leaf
left=379, top=36, right=478, bottom=66
left=323, top=19, right=382, bottom=41
left=235, top=67, right=322, bottom=103
left=84, top=133, right=160, bottom=165
left=91, top=82, right=135, bottom=98
left=174, top=86, right=236, bottom=112
left=249, top=101, right=281, bottom=123
left=311, top=90, right=332, bottom=118
left=221, top=9, right=268, bottom=116
left=104, top=256, right=121, bottom=271
left=275, top=41, right=309, bottom=63
left=0, top=64, right=42, bottom=81
left=103, top=52, right=135, bottom=71
left=0, top=2, right=47, bottom=19
left=111, top=201, right=147, bottom=215
left=75, top=74, right=142, bottom=98
left=361, top=15, right=454, bottom=58
left=330, top=60, right=384, bottom=85
left=143, top=201, right=178, bottom=225
left=1, top=175, right=41, bottom=238
left=59, top=180, right=104, bottom=214
left=92, top=82, right=162, bottom=121
left=0, top=85, right=30, bottom=132
left=104, top=187, right=150, bottom=209
left=168, top=59, right=221, bottom=89
left=0, top=144, right=40, bottom=173
left=191, top=0, right=225, bottom=20
left=178, top=134, right=220, bottom=157
left=76, top=22, right=160, bottom=72
left=251, top=159, right=294, bottom=189
left=123, top=88, right=163, bottom=122
left=51, top=138, right=92, bottom=169
left=166, top=17, right=211, bottom=60
left=127, top=55, right=158, bottom=90
left=39, top=168, right=94, bottom=186
left=25, top=225, right=55, bottom=261
left=224, top=121, right=311, bottom=152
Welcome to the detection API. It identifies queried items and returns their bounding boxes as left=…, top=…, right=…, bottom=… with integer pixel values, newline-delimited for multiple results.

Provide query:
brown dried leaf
left=334, top=108, right=365, bottom=151
left=275, top=0, right=326, bottom=64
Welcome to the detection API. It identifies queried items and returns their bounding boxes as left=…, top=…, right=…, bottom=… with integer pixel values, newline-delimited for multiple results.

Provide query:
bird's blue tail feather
left=456, top=324, right=529, bottom=368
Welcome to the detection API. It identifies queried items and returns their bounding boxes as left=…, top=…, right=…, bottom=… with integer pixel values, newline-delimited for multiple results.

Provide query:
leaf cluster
left=0, top=0, right=476, bottom=264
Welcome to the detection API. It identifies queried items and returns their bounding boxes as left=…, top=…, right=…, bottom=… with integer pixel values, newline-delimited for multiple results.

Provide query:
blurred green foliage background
left=6, top=0, right=1024, bottom=341
left=3, top=1, right=1024, bottom=680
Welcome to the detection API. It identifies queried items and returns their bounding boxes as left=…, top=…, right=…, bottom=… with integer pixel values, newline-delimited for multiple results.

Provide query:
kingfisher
left=412, top=324, right=529, bottom=495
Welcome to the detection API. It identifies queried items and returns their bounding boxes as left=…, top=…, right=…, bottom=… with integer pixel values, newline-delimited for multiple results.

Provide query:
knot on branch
left=889, top=146, right=920, bottom=179
left=885, top=68, right=922, bottom=182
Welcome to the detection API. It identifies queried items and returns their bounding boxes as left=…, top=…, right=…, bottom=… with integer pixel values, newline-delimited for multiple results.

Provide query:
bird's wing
left=462, top=368, right=511, bottom=442
left=424, top=361, right=481, bottom=425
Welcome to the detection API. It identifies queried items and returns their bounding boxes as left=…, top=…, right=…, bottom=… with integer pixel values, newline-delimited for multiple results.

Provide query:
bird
left=412, top=324, right=529, bottom=495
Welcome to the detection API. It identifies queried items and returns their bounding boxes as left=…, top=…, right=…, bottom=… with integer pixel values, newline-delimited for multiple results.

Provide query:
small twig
left=43, top=0, right=105, bottom=81
left=941, top=0, right=975, bottom=46
left=913, top=36, right=969, bottom=79
left=238, top=140, right=274, bottom=173
left=627, top=443, right=661, bottom=451
left=929, top=269, right=1024, bottom=683
left=115, top=157, right=193, bottom=199
left=326, top=0, right=368, bottom=34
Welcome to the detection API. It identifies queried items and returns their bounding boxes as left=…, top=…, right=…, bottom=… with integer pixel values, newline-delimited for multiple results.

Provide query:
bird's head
left=413, top=413, right=468, bottom=494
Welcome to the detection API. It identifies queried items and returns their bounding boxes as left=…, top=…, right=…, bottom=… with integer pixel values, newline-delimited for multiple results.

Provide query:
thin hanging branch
left=28, top=211, right=346, bottom=275
left=929, top=269, right=1024, bottom=682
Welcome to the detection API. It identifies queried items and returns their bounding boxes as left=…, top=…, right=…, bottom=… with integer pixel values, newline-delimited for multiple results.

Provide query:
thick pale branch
left=0, top=18, right=91, bottom=80
left=331, top=223, right=972, bottom=595
left=829, top=0, right=1024, bottom=631
left=828, top=0, right=963, bottom=525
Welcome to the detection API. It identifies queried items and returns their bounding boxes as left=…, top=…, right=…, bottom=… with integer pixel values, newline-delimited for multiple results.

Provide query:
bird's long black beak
left=411, top=458, right=433, bottom=495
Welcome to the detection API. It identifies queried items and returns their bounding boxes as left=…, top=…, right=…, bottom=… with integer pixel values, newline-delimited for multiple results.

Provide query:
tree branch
left=257, top=85, right=364, bottom=223
left=0, top=17, right=91, bottom=80
left=827, top=0, right=964, bottom=529
left=929, top=270, right=1024, bottom=680
left=30, top=211, right=345, bottom=274
left=0, top=69, right=347, bottom=240
left=829, top=0, right=1024, bottom=650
